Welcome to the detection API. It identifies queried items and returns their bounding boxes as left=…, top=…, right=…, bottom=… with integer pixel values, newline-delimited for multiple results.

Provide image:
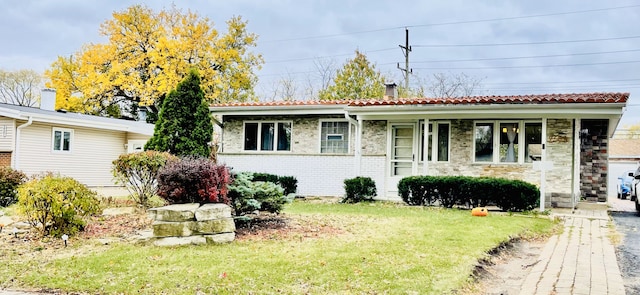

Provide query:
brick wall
left=0, top=152, right=11, bottom=167
left=580, top=119, right=609, bottom=202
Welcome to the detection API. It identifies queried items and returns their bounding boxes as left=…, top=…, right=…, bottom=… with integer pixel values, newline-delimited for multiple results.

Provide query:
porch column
left=354, top=117, right=363, bottom=176
left=540, top=118, right=547, bottom=212
left=572, top=118, right=581, bottom=209
left=423, top=118, right=429, bottom=175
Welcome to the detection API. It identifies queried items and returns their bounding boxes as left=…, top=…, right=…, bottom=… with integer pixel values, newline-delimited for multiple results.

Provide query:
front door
left=387, top=123, right=417, bottom=198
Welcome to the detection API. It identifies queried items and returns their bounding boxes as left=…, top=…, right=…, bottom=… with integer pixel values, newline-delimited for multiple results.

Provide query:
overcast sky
left=1, top=0, right=639, bottom=126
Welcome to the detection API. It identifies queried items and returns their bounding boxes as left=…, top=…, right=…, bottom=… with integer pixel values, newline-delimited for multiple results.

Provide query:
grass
left=1, top=201, right=555, bottom=294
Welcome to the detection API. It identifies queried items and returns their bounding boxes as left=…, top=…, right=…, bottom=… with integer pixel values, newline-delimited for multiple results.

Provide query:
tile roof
left=211, top=92, right=629, bottom=108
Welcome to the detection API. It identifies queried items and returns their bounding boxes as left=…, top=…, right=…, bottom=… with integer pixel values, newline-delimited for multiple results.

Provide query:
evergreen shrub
left=252, top=173, right=298, bottom=195
left=342, top=176, right=377, bottom=203
left=228, top=172, right=295, bottom=216
left=398, top=175, right=539, bottom=211
left=0, top=167, right=26, bottom=207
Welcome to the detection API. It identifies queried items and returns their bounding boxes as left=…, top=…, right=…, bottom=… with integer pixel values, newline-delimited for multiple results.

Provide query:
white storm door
left=387, top=123, right=417, bottom=196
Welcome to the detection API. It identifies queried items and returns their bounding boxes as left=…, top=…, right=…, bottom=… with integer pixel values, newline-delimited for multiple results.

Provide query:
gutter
left=14, top=116, right=33, bottom=170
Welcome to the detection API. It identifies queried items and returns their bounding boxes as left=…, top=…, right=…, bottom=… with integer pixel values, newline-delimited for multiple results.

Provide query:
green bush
left=398, top=175, right=539, bottom=212
left=112, top=150, right=178, bottom=208
left=0, top=167, right=26, bottom=207
left=156, top=157, right=232, bottom=205
left=17, top=173, right=101, bottom=237
left=228, top=172, right=294, bottom=216
left=252, top=172, right=298, bottom=195
left=342, top=176, right=377, bottom=203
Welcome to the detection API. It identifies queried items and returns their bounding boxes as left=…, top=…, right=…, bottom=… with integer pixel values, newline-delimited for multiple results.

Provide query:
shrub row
left=398, top=176, right=539, bottom=212
left=251, top=173, right=298, bottom=195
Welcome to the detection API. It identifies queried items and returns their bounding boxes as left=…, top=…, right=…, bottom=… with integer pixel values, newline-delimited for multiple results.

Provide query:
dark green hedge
left=342, top=176, right=377, bottom=203
left=398, top=176, right=539, bottom=211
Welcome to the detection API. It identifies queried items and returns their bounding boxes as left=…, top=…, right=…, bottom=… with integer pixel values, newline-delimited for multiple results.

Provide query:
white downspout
left=423, top=118, right=429, bottom=175
left=344, top=113, right=361, bottom=176
left=14, top=116, right=33, bottom=170
left=540, top=118, right=547, bottom=212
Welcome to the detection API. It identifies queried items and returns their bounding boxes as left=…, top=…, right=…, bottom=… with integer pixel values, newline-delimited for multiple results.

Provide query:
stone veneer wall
left=220, top=115, right=578, bottom=207
left=580, top=119, right=609, bottom=202
left=148, top=203, right=236, bottom=246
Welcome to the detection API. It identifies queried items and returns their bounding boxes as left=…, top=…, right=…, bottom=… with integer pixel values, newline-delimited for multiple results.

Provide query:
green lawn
left=1, top=201, right=555, bottom=294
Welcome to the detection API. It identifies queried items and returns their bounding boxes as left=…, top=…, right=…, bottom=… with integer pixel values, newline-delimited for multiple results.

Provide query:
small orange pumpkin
left=471, top=207, right=488, bottom=217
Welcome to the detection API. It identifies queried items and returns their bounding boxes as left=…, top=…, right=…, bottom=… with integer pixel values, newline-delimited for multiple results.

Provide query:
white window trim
left=52, top=127, right=73, bottom=153
left=472, top=120, right=542, bottom=164
left=419, top=121, right=450, bottom=163
left=242, top=121, right=293, bottom=152
left=127, top=140, right=146, bottom=153
left=318, top=119, right=351, bottom=154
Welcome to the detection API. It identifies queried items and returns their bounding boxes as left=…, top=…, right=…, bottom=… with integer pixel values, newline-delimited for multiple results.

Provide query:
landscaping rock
left=153, top=236, right=206, bottom=247
left=194, top=218, right=235, bottom=234
left=148, top=203, right=199, bottom=222
left=152, top=221, right=194, bottom=237
left=0, top=216, right=13, bottom=227
left=102, top=207, right=136, bottom=216
left=195, top=203, right=232, bottom=221
left=205, top=232, right=235, bottom=244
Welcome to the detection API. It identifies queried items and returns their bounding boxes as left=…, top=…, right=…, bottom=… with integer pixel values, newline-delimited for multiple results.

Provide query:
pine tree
left=145, top=69, right=212, bottom=157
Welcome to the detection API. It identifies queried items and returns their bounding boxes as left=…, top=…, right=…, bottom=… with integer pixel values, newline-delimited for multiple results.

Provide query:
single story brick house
left=210, top=91, right=628, bottom=208
left=0, top=89, right=154, bottom=192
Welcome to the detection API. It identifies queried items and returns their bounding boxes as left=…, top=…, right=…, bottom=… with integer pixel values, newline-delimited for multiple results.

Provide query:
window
left=524, top=122, right=542, bottom=162
left=52, top=128, right=72, bottom=152
left=320, top=121, right=349, bottom=153
left=420, top=121, right=450, bottom=162
left=244, top=122, right=291, bottom=151
left=474, top=121, right=542, bottom=163
left=474, top=122, right=493, bottom=162
left=499, top=122, right=519, bottom=163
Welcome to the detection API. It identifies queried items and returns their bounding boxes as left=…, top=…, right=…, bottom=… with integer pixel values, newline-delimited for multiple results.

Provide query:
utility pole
left=397, top=28, right=412, bottom=91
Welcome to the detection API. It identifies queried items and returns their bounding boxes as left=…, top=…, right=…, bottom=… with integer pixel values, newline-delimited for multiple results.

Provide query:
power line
left=413, top=60, right=640, bottom=70
left=389, top=49, right=640, bottom=65
left=484, top=78, right=640, bottom=85
left=413, top=35, right=640, bottom=48
left=261, top=4, right=640, bottom=43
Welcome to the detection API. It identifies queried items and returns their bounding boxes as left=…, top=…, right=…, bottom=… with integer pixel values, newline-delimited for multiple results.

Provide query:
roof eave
left=209, top=104, right=347, bottom=116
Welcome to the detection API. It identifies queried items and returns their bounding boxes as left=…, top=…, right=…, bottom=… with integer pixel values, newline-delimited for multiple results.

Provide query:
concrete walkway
left=519, top=202, right=625, bottom=295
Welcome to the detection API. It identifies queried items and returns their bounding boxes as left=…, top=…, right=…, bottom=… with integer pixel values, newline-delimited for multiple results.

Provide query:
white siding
left=609, top=160, right=638, bottom=197
left=17, top=122, right=127, bottom=187
left=0, top=118, right=15, bottom=151
left=218, top=154, right=386, bottom=198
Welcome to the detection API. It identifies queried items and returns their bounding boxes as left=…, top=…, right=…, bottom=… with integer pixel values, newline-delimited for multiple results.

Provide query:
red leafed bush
left=156, top=157, right=232, bottom=205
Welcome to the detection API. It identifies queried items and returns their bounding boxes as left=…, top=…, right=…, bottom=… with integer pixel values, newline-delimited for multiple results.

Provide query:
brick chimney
left=40, top=88, right=56, bottom=111
left=383, top=83, right=397, bottom=100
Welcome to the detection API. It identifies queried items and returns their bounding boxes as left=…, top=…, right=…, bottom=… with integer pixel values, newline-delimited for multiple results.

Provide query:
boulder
left=102, top=207, right=136, bottom=216
left=194, top=218, right=235, bottom=234
left=148, top=203, right=199, bottom=222
left=152, top=221, right=195, bottom=237
left=205, top=232, right=235, bottom=244
left=195, top=203, right=232, bottom=221
left=154, top=236, right=206, bottom=247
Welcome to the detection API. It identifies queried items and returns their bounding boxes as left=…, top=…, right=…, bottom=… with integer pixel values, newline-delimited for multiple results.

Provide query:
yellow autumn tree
left=45, top=5, right=262, bottom=118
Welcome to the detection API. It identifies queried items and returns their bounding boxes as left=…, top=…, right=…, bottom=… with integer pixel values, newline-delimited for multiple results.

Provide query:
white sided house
left=0, top=89, right=154, bottom=189
left=210, top=91, right=628, bottom=208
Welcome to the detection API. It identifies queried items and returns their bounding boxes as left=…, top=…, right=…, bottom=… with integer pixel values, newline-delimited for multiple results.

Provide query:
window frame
left=52, top=127, right=73, bottom=153
left=418, top=120, right=450, bottom=163
left=472, top=120, right=542, bottom=164
left=242, top=121, right=292, bottom=152
left=318, top=119, right=351, bottom=154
